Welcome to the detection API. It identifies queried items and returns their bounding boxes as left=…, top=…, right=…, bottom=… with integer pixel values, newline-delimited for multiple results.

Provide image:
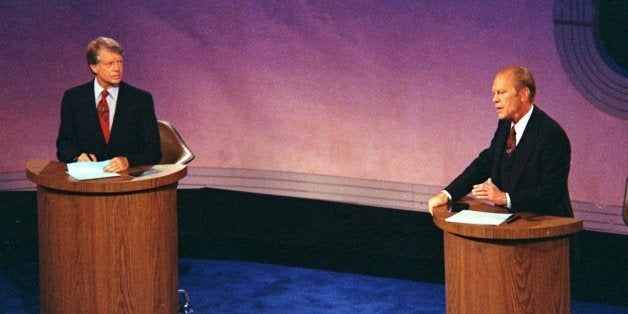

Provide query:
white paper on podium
left=445, top=210, right=513, bottom=225
left=66, top=160, right=120, bottom=180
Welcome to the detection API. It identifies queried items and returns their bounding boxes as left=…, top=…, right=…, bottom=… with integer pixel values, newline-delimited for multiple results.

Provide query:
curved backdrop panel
left=0, top=0, right=626, bottom=209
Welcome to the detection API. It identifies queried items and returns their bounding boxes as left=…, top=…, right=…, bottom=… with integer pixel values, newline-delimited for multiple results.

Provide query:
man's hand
left=471, top=178, right=507, bottom=206
left=428, top=192, right=449, bottom=216
left=103, top=157, right=129, bottom=173
left=76, top=153, right=97, bottom=162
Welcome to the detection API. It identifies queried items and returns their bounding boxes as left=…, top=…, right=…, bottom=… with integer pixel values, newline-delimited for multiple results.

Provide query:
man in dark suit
left=56, top=37, right=161, bottom=172
left=428, top=66, right=573, bottom=217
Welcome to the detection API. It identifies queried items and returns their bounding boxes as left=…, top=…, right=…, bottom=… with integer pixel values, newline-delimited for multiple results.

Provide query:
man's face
left=90, top=49, right=123, bottom=89
left=491, top=72, right=528, bottom=123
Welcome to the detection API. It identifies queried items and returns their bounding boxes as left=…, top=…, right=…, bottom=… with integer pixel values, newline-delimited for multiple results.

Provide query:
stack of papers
left=445, top=210, right=513, bottom=225
left=66, top=160, right=120, bottom=181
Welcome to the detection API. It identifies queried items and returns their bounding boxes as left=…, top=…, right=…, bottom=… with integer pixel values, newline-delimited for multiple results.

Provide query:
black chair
left=157, top=120, right=195, bottom=165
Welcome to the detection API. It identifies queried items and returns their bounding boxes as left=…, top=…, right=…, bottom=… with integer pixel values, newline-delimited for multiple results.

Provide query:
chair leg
left=178, top=289, right=193, bottom=313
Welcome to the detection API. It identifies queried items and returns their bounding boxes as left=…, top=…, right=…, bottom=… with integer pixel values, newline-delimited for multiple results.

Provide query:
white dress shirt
left=94, top=79, right=119, bottom=128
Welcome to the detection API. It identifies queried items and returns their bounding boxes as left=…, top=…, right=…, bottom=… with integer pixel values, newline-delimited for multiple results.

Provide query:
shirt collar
left=512, top=105, right=534, bottom=143
left=93, top=79, right=120, bottom=102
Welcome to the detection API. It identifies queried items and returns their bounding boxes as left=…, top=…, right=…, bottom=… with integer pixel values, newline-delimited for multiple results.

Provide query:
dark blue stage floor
left=1, top=258, right=627, bottom=313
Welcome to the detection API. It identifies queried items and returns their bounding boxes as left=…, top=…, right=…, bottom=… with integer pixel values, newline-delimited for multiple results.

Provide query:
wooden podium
left=432, top=198, right=582, bottom=313
left=26, top=159, right=187, bottom=313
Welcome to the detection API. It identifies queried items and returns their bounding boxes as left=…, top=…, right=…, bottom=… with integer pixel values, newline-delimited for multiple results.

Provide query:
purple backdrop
left=1, top=0, right=626, bottom=206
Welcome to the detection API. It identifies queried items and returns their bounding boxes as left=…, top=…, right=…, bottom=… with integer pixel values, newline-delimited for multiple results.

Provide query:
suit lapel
left=490, top=121, right=510, bottom=189
left=108, top=82, right=127, bottom=144
left=507, top=108, right=542, bottom=191
left=80, top=82, right=109, bottom=146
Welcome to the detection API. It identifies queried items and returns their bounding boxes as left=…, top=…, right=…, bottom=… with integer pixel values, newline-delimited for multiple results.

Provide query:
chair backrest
left=157, top=120, right=195, bottom=165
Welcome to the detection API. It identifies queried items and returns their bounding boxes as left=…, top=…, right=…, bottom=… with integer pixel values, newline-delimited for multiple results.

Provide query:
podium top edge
left=26, top=159, right=187, bottom=193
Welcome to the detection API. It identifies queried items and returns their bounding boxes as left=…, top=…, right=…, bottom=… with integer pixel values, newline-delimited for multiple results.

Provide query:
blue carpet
left=179, top=259, right=446, bottom=313
left=1, top=259, right=627, bottom=313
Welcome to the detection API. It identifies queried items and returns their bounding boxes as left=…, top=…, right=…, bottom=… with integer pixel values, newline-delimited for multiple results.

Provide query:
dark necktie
left=98, top=90, right=110, bottom=143
left=506, top=125, right=516, bottom=155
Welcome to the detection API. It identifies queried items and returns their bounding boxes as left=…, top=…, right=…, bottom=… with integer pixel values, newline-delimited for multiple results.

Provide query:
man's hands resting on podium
left=75, top=153, right=130, bottom=172
left=103, top=157, right=129, bottom=172
left=472, top=178, right=507, bottom=206
left=428, top=192, right=449, bottom=215
left=428, top=179, right=508, bottom=215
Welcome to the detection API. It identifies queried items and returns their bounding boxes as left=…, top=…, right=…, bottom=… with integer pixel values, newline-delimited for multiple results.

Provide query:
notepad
left=66, top=160, right=120, bottom=180
left=445, top=210, right=513, bottom=225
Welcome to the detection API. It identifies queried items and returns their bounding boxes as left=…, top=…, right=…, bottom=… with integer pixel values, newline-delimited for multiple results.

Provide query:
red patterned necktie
left=98, top=90, right=110, bottom=143
left=506, top=125, right=516, bottom=155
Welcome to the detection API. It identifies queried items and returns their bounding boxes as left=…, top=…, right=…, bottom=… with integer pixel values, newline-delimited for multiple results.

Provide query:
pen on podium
left=504, top=214, right=520, bottom=224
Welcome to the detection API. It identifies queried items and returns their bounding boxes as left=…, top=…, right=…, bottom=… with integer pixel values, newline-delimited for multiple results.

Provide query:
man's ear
left=89, top=63, right=98, bottom=75
left=519, top=87, right=531, bottom=102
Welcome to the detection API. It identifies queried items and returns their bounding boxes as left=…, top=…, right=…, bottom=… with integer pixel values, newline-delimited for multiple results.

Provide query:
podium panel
left=27, top=159, right=187, bottom=313
left=433, top=198, right=582, bottom=313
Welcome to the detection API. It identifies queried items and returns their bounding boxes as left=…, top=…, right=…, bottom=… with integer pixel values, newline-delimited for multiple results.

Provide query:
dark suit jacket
left=445, top=107, right=573, bottom=217
left=56, top=80, right=162, bottom=167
